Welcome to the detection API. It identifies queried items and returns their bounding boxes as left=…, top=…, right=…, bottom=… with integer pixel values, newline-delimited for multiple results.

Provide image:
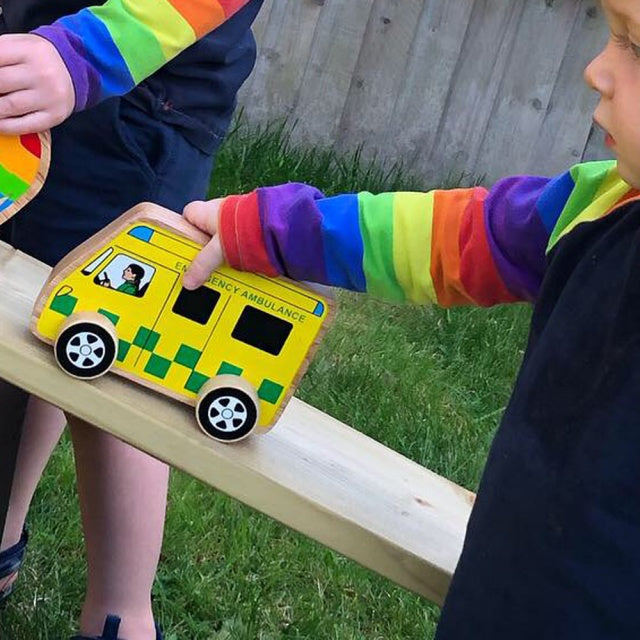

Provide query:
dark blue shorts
left=0, top=96, right=216, bottom=267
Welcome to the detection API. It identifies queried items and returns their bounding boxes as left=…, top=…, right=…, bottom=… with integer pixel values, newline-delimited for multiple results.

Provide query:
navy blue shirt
left=436, top=201, right=640, bottom=639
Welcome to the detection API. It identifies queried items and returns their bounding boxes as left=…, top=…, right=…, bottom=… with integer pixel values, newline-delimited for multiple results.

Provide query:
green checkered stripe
left=47, top=295, right=285, bottom=404
left=49, top=291, right=115, bottom=327
left=118, top=324, right=284, bottom=405
left=49, top=292, right=79, bottom=317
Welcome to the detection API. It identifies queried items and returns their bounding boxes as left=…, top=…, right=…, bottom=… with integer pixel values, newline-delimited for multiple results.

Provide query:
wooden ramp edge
left=0, top=241, right=473, bottom=606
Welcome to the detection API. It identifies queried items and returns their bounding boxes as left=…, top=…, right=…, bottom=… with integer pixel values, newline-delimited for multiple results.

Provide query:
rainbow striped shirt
left=33, top=0, right=253, bottom=111
left=217, top=161, right=639, bottom=306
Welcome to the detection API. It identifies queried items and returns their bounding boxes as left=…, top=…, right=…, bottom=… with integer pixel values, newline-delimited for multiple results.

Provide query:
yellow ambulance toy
left=31, top=203, right=334, bottom=442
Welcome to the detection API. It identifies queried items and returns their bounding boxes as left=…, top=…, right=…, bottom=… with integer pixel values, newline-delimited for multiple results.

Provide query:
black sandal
left=70, top=615, right=163, bottom=640
left=0, top=528, right=28, bottom=604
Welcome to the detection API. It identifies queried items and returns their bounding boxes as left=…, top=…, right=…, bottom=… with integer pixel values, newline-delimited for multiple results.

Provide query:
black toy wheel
left=54, top=314, right=117, bottom=380
left=196, top=375, right=259, bottom=443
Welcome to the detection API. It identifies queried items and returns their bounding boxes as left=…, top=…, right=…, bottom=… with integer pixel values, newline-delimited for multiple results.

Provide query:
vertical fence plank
left=240, top=0, right=324, bottom=123
left=530, top=1, right=611, bottom=174
left=382, top=0, right=475, bottom=171
left=237, top=0, right=273, bottom=109
left=336, top=0, right=425, bottom=154
left=250, top=0, right=271, bottom=47
left=289, top=0, right=376, bottom=145
left=423, top=0, right=527, bottom=183
left=475, top=1, right=582, bottom=180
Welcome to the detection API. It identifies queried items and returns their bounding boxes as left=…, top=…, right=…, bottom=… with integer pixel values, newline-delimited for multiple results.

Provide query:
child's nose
left=584, top=46, right=614, bottom=98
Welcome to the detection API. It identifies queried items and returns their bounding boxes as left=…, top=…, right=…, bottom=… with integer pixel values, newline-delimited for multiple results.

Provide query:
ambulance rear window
left=232, top=305, right=293, bottom=356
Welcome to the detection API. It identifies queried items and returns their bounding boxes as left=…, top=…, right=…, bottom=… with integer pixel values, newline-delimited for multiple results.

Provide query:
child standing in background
left=182, top=1, right=640, bottom=637
left=0, top=1, right=263, bottom=639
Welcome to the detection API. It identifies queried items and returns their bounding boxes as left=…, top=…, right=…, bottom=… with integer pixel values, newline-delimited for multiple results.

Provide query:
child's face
left=584, top=0, right=640, bottom=187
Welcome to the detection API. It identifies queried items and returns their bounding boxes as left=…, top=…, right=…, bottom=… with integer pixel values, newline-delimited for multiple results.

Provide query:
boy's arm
left=0, top=1, right=254, bottom=134
left=185, top=160, right=634, bottom=307
left=33, top=0, right=254, bottom=112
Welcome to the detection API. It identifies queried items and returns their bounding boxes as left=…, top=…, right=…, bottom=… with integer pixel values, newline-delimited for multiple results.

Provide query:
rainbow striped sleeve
left=32, top=0, right=251, bottom=111
left=217, top=161, right=638, bottom=307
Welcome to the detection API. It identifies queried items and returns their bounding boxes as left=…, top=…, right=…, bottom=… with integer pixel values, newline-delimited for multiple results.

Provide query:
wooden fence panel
left=238, top=0, right=610, bottom=184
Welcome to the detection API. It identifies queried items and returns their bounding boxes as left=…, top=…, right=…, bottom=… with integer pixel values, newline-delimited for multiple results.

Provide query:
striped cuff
left=32, top=25, right=101, bottom=112
left=219, top=191, right=279, bottom=277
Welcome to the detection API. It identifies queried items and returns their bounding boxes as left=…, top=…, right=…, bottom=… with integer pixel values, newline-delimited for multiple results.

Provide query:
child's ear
left=0, top=131, right=51, bottom=226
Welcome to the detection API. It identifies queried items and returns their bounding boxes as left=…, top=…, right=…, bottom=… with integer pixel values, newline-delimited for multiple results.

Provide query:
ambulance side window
left=172, top=287, right=221, bottom=325
left=93, top=254, right=155, bottom=298
left=231, top=305, right=293, bottom=356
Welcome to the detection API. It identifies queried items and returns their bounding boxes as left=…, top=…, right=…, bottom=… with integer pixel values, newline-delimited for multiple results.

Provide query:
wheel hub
left=208, top=396, right=248, bottom=433
left=66, top=331, right=106, bottom=369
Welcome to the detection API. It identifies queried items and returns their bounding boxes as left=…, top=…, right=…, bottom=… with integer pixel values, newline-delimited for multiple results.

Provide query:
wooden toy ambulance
left=0, top=132, right=50, bottom=224
left=31, top=204, right=334, bottom=442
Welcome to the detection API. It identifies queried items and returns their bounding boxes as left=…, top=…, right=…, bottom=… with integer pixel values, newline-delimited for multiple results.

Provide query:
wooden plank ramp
left=0, top=240, right=473, bottom=606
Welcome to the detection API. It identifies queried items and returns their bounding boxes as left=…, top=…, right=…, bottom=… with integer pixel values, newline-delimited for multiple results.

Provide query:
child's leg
left=0, top=393, right=167, bottom=640
left=0, top=395, right=66, bottom=592
left=0, top=379, right=27, bottom=551
left=1, top=396, right=66, bottom=548
left=68, top=417, right=168, bottom=640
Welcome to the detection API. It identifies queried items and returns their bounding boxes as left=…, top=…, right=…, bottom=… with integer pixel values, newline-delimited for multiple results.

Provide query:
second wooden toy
left=0, top=132, right=51, bottom=224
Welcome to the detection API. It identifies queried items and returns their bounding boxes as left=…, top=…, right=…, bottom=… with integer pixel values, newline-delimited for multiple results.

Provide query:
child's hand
left=0, top=34, right=75, bottom=134
left=182, top=199, right=225, bottom=290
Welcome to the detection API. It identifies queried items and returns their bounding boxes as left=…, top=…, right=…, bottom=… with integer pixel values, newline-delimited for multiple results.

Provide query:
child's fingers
left=0, top=89, right=38, bottom=119
left=0, top=111, right=51, bottom=135
left=0, top=35, right=27, bottom=66
left=182, top=199, right=225, bottom=288
left=182, top=237, right=224, bottom=290
left=183, top=199, right=222, bottom=235
left=0, top=65, right=30, bottom=94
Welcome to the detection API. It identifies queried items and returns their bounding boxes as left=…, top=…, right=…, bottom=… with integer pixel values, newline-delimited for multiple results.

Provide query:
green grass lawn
left=0, top=121, right=531, bottom=639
